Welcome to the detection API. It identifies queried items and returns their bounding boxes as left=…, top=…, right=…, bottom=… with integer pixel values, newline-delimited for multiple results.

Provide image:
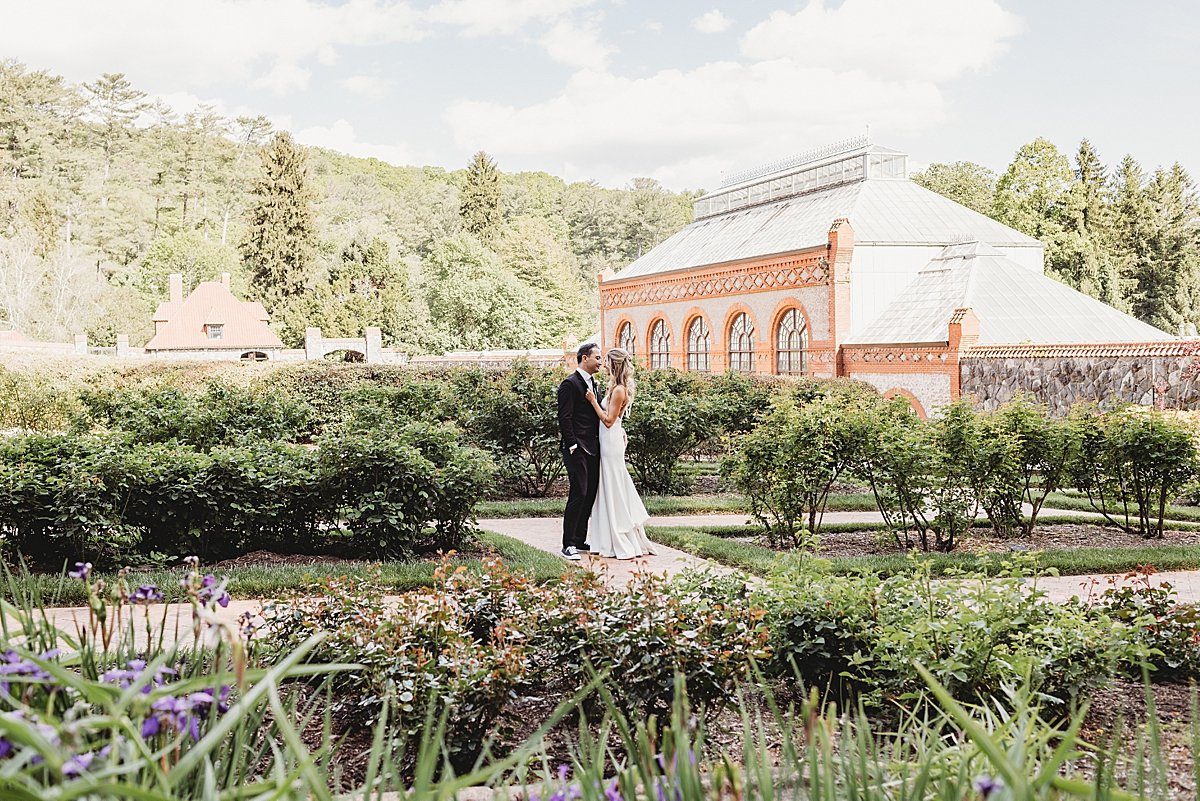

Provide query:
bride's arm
left=587, top=386, right=625, bottom=427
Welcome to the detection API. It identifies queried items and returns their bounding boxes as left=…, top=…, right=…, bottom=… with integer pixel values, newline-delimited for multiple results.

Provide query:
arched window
left=775, top=308, right=808, bottom=375
left=649, top=319, right=671, bottom=369
left=686, top=317, right=710, bottom=373
left=617, top=321, right=636, bottom=356
left=727, top=312, right=755, bottom=373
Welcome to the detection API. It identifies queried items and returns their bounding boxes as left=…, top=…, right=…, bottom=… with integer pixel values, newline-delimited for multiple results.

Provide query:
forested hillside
left=3, top=59, right=1197, bottom=352
left=914, top=139, right=1200, bottom=334
left=0, top=61, right=694, bottom=350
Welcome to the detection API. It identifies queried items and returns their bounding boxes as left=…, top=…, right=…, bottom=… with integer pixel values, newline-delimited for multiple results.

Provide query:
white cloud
left=0, top=0, right=425, bottom=94
left=740, top=0, right=1021, bottom=82
left=426, top=0, right=597, bottom=36
left=539, top=20, right=615, bottom=70
left=692, top=10, right=732, bottom=34
left=296, top=119, right=414, bottom=166
left=341, top=74, right=394, bottom=99
left=445, top=60, right=944, bottom=188
left=253, top=61, right=312, bottom=95
left=444, top=0, right=1023, bottom=188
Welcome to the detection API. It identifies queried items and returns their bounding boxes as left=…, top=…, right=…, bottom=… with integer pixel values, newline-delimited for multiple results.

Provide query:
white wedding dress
left=587, top=394, right=655, bottom=559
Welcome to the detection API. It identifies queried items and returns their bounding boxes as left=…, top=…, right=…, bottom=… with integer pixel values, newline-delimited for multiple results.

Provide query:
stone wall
left=961, top=349, right=1200, bottom=414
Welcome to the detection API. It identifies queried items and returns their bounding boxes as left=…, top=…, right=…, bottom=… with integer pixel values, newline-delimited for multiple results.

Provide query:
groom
left=556, top=342, right=603, bottom=560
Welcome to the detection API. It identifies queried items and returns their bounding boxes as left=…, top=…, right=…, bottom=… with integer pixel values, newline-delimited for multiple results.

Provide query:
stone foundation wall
left=960, top=354, right=1200, bottom=414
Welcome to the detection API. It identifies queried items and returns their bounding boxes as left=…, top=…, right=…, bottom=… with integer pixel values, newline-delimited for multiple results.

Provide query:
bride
left=583, top=348, right=655, bottom=559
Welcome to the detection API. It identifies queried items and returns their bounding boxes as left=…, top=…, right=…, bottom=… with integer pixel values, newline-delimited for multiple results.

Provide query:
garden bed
left=770, top=522, right=1200, bottom=558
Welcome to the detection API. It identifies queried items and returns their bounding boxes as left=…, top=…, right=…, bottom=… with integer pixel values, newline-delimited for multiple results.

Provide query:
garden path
left=479, top=512, right=1200, bottom=605
left=476, top=517, right=742, bottom=588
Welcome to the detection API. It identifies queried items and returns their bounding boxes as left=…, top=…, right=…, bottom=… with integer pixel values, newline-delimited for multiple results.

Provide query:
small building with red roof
left=145, top=273, right=283, bottom=360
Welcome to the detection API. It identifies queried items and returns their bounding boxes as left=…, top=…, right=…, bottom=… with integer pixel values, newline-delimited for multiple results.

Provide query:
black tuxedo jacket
left=557, top=371, right=601, bottom=457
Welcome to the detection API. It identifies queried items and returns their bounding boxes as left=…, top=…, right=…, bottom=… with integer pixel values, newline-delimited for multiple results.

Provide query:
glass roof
left=695, top=138, right=908, bottom=221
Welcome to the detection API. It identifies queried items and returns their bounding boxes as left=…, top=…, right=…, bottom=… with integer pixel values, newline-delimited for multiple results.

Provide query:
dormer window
left=206, top=324, right=224, bottom=341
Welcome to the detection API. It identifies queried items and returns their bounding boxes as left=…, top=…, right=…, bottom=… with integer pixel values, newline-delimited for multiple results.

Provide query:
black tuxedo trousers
left=557, top=372, right=601, bottom=549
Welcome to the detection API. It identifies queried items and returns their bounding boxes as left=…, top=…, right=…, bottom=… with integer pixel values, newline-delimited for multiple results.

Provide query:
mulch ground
left=738, top=523, right=1200, bottom=558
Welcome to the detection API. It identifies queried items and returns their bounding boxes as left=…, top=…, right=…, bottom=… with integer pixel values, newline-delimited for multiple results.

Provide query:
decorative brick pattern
left=601, top=256, right=828, bottom=310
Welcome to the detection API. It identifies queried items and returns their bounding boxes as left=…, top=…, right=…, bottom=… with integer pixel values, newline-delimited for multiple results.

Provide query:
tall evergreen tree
left=83, top=72, right=146, bottom=209
left=240, top=131, right=316, bottom=305
left=1145, top=164, right=1200, bottom=332
left=460, top=150, right=501, bottom=241
left=1111, top=155, right=1158, bottom=324
left=1057, top=139, right=1121, bottom=304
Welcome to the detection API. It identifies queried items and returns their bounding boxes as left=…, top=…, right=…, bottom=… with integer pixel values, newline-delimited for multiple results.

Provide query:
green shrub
left=1070, top=406, right=1199, bottom=538
left=73, top=380, right=312, bottom=447
left=1081, top=567, right=1200, bottom=681
left=979, top=398, right=1078, bottom=536
left=761, top=560, right=1134, bottom=709
left=0, top=422, right=489, bottom=566
left=457, top=360, right=564, bottom=497
left=722, top=394, right=876, bottom=545
left=264, top=559, right=771, bottom=771
left=0, top=365, right=80, bottom=431
left=316, top=422, right=493, bottom=557
left=624, top=370, right=720, bottom=494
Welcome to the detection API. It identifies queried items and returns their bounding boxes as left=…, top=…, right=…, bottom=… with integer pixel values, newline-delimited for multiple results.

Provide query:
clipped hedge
left=0, top=423, right=492, bottom=566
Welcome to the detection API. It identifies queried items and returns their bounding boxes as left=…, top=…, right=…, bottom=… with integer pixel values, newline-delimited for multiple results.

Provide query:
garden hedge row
left=0, top=422, right=492, bottom=567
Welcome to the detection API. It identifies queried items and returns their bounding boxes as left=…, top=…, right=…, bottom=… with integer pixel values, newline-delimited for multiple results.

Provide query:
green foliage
left=422, top=232, right=539, bottom=350
left=316, top=423, right=493, bottom=557
left=1081, top=568, right=1200, bottom=682
left=623, top=370, right=721, bottom=494
left=241, top=131, right=317, bottom=307
left=722, top=394, right=874, bottom=545
left=0, top=364, right=79, bottom=431
left=1070, top=405, right=1199, bottom=538
left=132, top=229, right=243, bottom=299
left=982, top=398, right=1078, bottom=536
left=460, top=150, right=502, bottom=242
left=761, top=559, right=1134, bottom=709
left=72, top=379, right=312, bottom=448
left=457, top=359, right=565, bottom=497
left=0, top=417, right=490, bottom=565
left=851, top=400, right=1027, bottom=552
left=911, top=160, right=996, bottom=214
left=265, top=558, right=769, bottom=771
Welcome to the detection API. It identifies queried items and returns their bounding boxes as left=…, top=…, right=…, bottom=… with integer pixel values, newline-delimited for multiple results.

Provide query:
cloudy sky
left=3, top=0, right=1197, bottom=190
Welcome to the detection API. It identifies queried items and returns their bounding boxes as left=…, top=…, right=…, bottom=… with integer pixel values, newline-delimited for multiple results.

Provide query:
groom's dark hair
left=576, top=342, right=599, bottom=363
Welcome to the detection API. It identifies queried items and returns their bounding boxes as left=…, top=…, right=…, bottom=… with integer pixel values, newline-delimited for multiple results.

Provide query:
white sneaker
left=561, top=546, right=581, bottom=561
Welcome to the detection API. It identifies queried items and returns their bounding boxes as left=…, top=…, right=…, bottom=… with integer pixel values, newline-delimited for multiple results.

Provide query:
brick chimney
left=169, top=273, right=183, bottom=304
left=221, top=272, right=231, bottom=289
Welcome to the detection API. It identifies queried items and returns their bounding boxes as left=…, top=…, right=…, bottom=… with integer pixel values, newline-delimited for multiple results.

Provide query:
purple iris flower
left=198, top=575, right=231, bottom=607
left=131, top=584, right=164, bottom=604
left=68, top=562, right=92, bottom=580
left=974, top=776, right=1003, bottom=799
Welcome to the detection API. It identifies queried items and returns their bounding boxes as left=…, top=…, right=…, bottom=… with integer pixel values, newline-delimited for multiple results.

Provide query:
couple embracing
left=556, top=343, right=655, bottom=561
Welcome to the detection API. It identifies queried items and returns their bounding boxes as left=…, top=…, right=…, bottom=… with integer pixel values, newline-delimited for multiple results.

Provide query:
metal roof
left=845, top=241, right=1173, bottom=345
left=617, top=178, right=1042, bottom=280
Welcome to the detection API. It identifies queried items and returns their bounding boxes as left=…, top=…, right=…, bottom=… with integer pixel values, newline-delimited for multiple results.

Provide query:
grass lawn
left=648, top=521, right=1200, bottom=578
left=6, top=530, right=566, bottom=607
left=1043, top=491, right=1200, bottom=523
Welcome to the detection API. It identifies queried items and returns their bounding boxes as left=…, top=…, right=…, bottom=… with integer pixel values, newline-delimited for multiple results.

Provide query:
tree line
left=914, top=138, right=1200, bottom=334
left=3, top=59, right=1196, bottom=350
left=0, top=61, right=694, bottom=351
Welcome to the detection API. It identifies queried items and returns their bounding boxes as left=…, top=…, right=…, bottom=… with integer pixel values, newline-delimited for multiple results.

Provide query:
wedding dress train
left=586, top=402, right=655, bottom=559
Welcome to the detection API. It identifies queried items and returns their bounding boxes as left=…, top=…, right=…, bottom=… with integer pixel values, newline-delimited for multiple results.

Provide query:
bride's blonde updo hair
left=605, top=348, right=635, bottom=403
